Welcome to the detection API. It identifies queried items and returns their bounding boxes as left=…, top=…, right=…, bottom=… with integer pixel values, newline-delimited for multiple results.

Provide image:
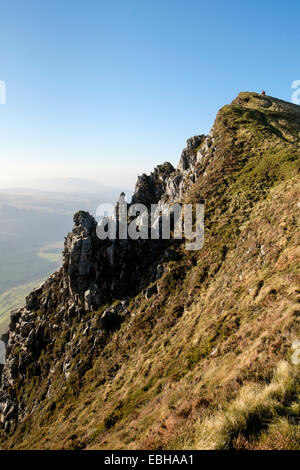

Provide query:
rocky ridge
left=0, top=117, right=215, bottom=433
left=0, top=92, right=299, bottom=449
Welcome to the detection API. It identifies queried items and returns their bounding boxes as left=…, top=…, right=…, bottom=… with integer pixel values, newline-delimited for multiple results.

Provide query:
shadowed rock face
left=131, top=162, right=175, bottom=208
left=0, top=137, right=188, bottom=433
left=0, top=92, right=299, bottom=444
left=0, top=340, right=5, bottom=380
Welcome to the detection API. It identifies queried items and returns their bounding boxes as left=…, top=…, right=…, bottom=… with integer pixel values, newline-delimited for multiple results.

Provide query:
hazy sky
left=0, top=0, right=299, bottom=192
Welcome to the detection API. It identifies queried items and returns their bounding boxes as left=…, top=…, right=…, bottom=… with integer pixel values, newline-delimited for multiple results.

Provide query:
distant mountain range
left=0, top=178, right=131, bottom=214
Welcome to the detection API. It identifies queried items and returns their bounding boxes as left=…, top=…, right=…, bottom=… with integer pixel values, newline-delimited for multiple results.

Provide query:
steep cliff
left=0, top=92, right=299, bottom=450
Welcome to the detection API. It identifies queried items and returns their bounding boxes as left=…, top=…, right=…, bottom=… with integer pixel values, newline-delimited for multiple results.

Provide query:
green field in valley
left=37, top=242, right=63, bottom=263
left=0, top=242, right=63, bottom=335
left=0, top=279, right=45, bottom=335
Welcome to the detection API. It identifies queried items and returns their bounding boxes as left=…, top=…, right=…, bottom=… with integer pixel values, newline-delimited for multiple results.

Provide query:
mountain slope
left=0, top=92, right=299, bottom=450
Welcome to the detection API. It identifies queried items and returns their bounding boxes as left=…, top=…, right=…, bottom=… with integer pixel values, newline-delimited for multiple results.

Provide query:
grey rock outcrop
left=0, top=129, right=214, bottom=434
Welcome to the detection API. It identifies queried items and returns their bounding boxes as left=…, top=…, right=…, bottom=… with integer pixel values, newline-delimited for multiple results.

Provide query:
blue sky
left=0, top=0, right=299, bottom=192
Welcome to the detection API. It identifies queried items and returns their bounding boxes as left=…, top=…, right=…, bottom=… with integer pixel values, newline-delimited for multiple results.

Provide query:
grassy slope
left=1, top=93, right=299, bottom=450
